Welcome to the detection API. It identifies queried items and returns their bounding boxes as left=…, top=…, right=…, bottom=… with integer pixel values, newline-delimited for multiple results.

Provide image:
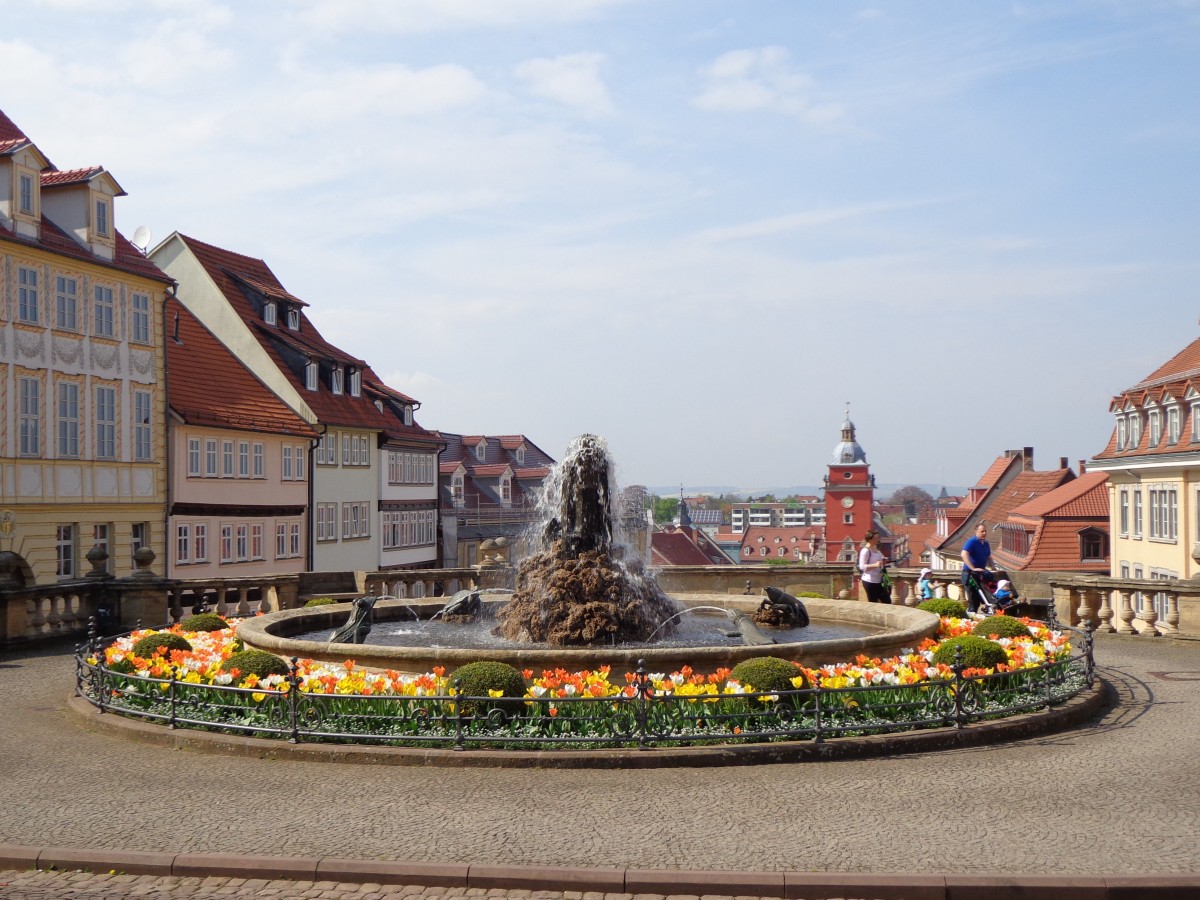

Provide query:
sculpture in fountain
left=495, top=434, right=680, bottom=646
left=755, top=587, right=810, bottom=629
left=329, top=595, right=378, bottom=644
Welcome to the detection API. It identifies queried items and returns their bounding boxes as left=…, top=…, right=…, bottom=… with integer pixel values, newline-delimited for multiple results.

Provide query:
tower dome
left=831, top=409, right=867, bottom=465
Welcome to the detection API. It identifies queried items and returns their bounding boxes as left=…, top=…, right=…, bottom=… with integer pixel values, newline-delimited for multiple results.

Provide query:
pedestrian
left=960, top=522, right=995, bottom=614
left=918, top=567, right=935, bottom=600
left=858, top=530, right=891, bottom=604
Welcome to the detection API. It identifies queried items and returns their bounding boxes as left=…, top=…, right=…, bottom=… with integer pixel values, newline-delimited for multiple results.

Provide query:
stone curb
left=65, top=677, right=1109, bottom=769
left=1, top=847, right=1198, bottom=898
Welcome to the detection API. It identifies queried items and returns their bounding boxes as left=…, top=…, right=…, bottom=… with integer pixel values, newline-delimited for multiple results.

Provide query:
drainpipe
left=161, top=281, right=178, bottom=578
left=306, top=424, right=326, bottom=573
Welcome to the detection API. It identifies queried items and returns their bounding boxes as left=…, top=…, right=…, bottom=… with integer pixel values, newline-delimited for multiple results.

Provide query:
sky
left=4, top=0, right=1199, bottom=495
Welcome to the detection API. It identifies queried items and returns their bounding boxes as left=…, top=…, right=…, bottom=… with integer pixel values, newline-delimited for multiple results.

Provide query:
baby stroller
left=970, top=570, right=1019, bottom=616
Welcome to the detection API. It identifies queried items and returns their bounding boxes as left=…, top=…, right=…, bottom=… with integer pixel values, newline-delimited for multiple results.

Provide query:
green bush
left=730, top=656, right=807, bottom=693
left=220, top=649, right=291, bottom=680
left=796, top=592, right=825, bottom=599
left=304, top=597, right=338, bottom=607
left=972, top=615, right=1032, bottom=640
left=931, top=635, right=1009, bottom=670
left=450, top=661, right=527, bottom=715
left=131, top=631, right=192, bottom=659
left=918, top=598, right=969, bottom=618
left=179, top=612, right=229, bottom=632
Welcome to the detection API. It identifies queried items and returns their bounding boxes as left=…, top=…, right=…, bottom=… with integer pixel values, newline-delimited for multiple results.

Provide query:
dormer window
left=1168, top=406, right=1180, bottom=444
left=305, top=360, right=318, bottom=391
left=94, top=197, right=109, bottom=236
left=349, top=369, right=361, bottom=397
left=1149, top=409, right=1161, bottom=446
left=1117, top=418, right=1126, bottom=450
left=500, top=474, right=512, bottom=504
left=403, top=406, right=413, bottom=426
left=1128, top=412, right=1142, bottom=448
left=264, top=302, right=277, bottom=325
left=331, top=366, right=344, bottom=395
left=19, top=173, right=34, bottom=214
left=452, top=473, right=465, bottom=507
left=475, top=441, right=486, bottom=461
left=287, top=307, right=300, bottom=330
left=515, top=446, right=525, bottom=464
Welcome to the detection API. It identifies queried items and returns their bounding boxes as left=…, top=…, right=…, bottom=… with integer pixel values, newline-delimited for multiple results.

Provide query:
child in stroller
left=976, top=570, right=1019, bottom=615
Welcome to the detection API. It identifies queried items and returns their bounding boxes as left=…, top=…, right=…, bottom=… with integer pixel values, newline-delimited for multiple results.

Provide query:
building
left=436, top=433, right=554, bottom=567
left=729, top=497, right=823, bottom=533
left=651, top=502, right=734, bottom=566
left=926, top=448, right=1076, bottom=570
left=0, top=109, right=173, bottom=583
left=1089, top=331, right=1200, bottom=582
left=165, top=299, right=317, bottom=578
left=992, top=470, right=1110, bottom=574
left=150, top=233, right=442, bottom=573
left=822, top=412, right=894, bottom=562
left=736, top=526, right=822, bottom=564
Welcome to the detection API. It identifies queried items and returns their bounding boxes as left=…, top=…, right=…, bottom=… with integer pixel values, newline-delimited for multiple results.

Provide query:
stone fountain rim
left=235, top=594, right=940, bottom=673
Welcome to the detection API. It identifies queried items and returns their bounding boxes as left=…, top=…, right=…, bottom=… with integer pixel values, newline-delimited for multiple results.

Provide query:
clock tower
left=823, top=408, right=876, bottom=563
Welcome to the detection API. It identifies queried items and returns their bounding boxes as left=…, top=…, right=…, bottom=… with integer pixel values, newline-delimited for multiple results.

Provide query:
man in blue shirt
left=960, top=523, right=994, bottom=614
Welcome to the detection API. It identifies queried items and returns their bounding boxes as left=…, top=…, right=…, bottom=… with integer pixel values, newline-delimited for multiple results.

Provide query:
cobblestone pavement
left=0, top=633, right=1198, bottom=898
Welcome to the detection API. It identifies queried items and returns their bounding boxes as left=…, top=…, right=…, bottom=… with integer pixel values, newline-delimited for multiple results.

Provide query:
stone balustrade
left=1046, top=574, right=1198, bottom=636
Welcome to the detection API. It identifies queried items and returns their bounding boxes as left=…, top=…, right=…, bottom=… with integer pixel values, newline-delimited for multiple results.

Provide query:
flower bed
left=77, top=615, right=1088, bottom=750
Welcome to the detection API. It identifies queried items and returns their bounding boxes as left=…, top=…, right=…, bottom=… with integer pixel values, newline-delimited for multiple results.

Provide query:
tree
left=652, top=495, right=679, bottom=524
left=886, top=486, right=935, bottom=522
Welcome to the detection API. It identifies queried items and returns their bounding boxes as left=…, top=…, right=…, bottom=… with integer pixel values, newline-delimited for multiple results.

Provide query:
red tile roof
left=1008, top=471, right=1109, bottom=519
left=994, top=473, right=1109, bottom=572
left=40, top=166, right=104, bottom=188
left=0, top=214, right=170, bottom=284
left=166, top=299, right=317, bottom=438
left=652, top=529, right=732, bottom=566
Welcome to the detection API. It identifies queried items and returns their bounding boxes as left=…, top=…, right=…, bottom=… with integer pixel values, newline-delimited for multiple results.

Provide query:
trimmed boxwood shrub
left=730, top=656, right=807, bottom=693
left=972, top=615, right=1032, bottom=640
left=304, top=597, right=338, bottom=607
left=131, top=631, right=192, bottom=659
left=179, top=612, right=229, bottom=632
left=931, top=635, right=1008, bottom=670
left=220, top=649, right=291, bottom=679
left=451, top=660, right=527, bottom=707
left=918, top=598, right=968, bottom=619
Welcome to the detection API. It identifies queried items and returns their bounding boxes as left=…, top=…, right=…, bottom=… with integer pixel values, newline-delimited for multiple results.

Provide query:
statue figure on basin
left=755, top=587, right=810, bottom=629
left=329, top=595, right=378, bottom=645
left=441, top=588, right=482, bottom=622
left=495, top=434, right=679, bottom=646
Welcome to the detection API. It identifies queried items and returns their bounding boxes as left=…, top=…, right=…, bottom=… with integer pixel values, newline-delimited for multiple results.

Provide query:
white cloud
left=693, top=46, right=846, bottom=128
left=515, top=53, right=615, bottom=118
left=292, top=0, right=636, bottom=34
left=288, top=63, right=490, bottom=120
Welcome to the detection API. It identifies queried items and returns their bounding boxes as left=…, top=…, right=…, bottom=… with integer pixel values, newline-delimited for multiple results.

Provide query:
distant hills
left=646, top=484, right=965, bottom=499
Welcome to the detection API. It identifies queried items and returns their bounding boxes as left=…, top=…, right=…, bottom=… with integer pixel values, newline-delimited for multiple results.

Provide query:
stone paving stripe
left=0, top=844, right=40, bottom=870
left=783, top=872, right=945, bottom=900
left=317, top=859, right=471, bottom=887
left=626, top=870, right=786, bottom=897
left=944, top=873, right=1108, bottom=899
left=1104, top=874, right=1200, bottom=899
left=469, top=865, right=626, bottom=892
left=37, top=845, right=176, bottom=877
left=171, top=852, right=321, bottom=880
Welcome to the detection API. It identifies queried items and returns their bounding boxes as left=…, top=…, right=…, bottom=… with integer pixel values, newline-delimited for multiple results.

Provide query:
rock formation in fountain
left=495, top=434, right=680, bottom=646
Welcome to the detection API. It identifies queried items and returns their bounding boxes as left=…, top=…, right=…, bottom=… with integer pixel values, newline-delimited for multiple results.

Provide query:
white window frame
left=238, top=441, right=250, bottom=478
left=1133, top=489, right=1143, bottom=538
left=134, top=390, right=152, bottom=461
left=287, top=307, right=300, bottom=330
left=176, top=524, right=191, bottom=565
left=305, top=361, right=318, bottom=391
left=316, top=503, right=337, bottom=542
left=264, top=302, right=277, bottom=325
left=188, top=438, right=201, bottom=476
left=205, top=439, right=218, bottom=477
left=1119, top=489, right=1129, bottom=536
left=1149, top=409, right=1162, bottom=446
left=194, top=523, right=208, bottom=562
left=253, top=442, right=265, bottom=478
left=19, top=172, right=34, bottom=214
left=1116, top=418, right=1126, bottom=451
left=222, top=440, right=235, bottom=477
left=95, top=386, right=117, bottom=459
left=58, top=382, right=80, bottom=458
left=56, top=276, right=78, bottom=330
left=295, top=445, right=306, bottom=481
left=276, top=523, right=288, bottom=558
left=93, top=285, right=115, bottom=338
left=282, top=445, right=293, bottom=480
left=1168, top=406, right=1181, bottom=444
left=131, top=292, right=150, bottom=344
left=17, top=267, right=38, bottom=324
left=221, top=525, right=234, bottom=563
left=19, top=376, right=40, bottom=456
left=94, top=197, right=110, bottom=236
left=350, top=369, right=361, bottom=397
left=331, top=367, right=344, bottom=395
left=290, top=523, right=301, bottom=556
left=250, top=523, right=263, bottom=560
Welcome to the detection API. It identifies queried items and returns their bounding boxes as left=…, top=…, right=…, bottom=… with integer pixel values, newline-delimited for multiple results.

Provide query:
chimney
left=1059, top=457, right=1068, bottom=470
left=1022, top=447, right=1034, bottom=471
left=1079, top=459, right=1087, bottom=475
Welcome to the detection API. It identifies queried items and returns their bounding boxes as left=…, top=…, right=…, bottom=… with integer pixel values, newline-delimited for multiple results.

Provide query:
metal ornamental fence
left=73, top=621, right=1094, bottom=751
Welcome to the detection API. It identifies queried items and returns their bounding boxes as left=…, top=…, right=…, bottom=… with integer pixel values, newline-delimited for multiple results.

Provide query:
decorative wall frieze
left=129, top=348, right=154, bottom=377
left=52, top=335, right=84, bottom=367
left=15, top=330, right=45, bottom=362
left=89, top=342, right=121, bottom=373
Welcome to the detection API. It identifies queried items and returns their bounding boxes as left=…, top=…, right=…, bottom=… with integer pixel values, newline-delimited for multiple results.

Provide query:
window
left=222, top=440, right=234, bottom=477
left=92, top=524, right=111, bottom=574
left=194, top=524, right=208, bottom=562
left=350, top=369, right=361, bottom=397
left=93, top=285, right=115, bottom=337
left=131, top=523, right=148, bottom=563
left=131, top=293, right=150, bottom=343
left=331, top=367, right=344, bottom=395
left=1149, top=410, right=1161, bottom=446
left=516, top=446, right=525, bottom=464
left=57, top=382, right=80, bottom=457
left=221, top=525, right=234, bottom=563
left=95, top=197, right=110, bottom=236
left=316, top=504, right=337, bottom=542
left=264, top=302, right=277, bottom=325
left=290, top=523, right=301, bottom=557
left=56, top=276, right=77, bottom=330
left=342, top=501, right=370, bottom=539
left=1167, top=490, right=1178, bottom=541
left=1129, top=413, right=1142, bottom=448
left=131, top=389, right=151, bottom=460
left=295, top=445, right=306, bottom=481
left=452, top=474, right=464, bottom=506
left=1193, top=403, right=1200, bottom=442
left=360, top=436, right=370, bottom=466
left=1133, top=490, right=1143, bottom=537
left=253, top=442, right=265, bottom=478
left=843, top=513, right=853, bottom=524
left=18, top=377, right=40, bottom=456
left=19, top=172, right=34, bottom=213
left=1077, top=530, right=1104, bottom=562
left=17, top=267, right=38, bottom=323
left=188, top=438, right=201, bottom=476
left=500, top=475, right=512, bottom=503
left=1168, top=406, right=1181, bottom=444
left=287, top=307, right=300, bottom=330
left=238, top=441, right=250, bottom=478
left=177, top=524, right=191, bottom=564
left=250, top=524, right=263, bottom=560
left=95, top=386, right=116, bottom=459
left=305, top=361, right=318, bottom=391
left=56, top=525, right=76, bottom=578
left=316, top=432, right=335, bottom=465
left=1119, top=489, right=1129, bottom=535
left=744, top=547, right=752, bottom=557
left=342, top=434, right=351, bottom=465
left=1116, top=418, right=1126, bottom=450
left=282, top=446, right=293, bottom=480
left=205, top=439, right=218, bottom=476
left=276, top=523, right=287, bottom=558
left=475, top=442, right=486, bottom=461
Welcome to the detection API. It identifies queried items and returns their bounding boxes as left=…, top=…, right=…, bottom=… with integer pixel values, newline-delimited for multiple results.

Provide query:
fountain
left=495, top=434, right=679, bottom=646
left=237, top=434, right=941, bottom=674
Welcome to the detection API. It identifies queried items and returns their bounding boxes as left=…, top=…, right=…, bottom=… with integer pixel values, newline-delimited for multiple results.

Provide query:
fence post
left=634, top=659, right=649, bottom=749
left=288, top=657, right=301, bottom=744
left=952, top=645, right=966, bottom=730
left=453, top=676, right=465, bottom=750
left=813, top=685, right=823, bottom=744
left=168, top=671, right=178, bottom=729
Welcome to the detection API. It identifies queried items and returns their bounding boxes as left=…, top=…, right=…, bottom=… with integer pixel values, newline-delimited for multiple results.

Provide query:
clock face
left=841, top=496, right=854, bottom=509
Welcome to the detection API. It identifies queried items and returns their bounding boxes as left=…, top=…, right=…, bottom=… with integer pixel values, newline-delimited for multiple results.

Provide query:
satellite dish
left=131, top=225, right=152, bottom=254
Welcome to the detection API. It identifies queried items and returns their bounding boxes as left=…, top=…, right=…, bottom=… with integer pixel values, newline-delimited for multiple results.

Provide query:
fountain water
left=495, top=434, right=680, bottom=646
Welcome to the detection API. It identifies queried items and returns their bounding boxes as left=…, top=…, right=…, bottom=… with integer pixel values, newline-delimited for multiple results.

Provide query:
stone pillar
left=1138, top=591, right=1159, bottom=636
left=1096, top=588, right=1116, bottom=633
left=1074, top=587, right=1096, bottom=630
left=113, top=549, right=176, bottom=629
left=1114, top=589, right=1136, bottom=635
left=1163, top=592, right=1181, bottom=634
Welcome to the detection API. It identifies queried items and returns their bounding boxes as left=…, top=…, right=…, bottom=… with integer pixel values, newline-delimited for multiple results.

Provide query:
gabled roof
left=0, top=108, right=52, bottom=168
left=40, top=166, right=126, bottom=197
left=166, top=299, right=317, bottom=439
left=0, top=212, right=169, bottom=283
left=994, top=472, right=1109, bottom=572
left=1008, top=471, right=1109, bottom=520
left=651, top=528, right=734, bottom=566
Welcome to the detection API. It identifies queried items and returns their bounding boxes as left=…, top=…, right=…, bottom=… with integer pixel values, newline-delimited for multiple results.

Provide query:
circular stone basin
left=237, top=594, right=940, bottom=677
